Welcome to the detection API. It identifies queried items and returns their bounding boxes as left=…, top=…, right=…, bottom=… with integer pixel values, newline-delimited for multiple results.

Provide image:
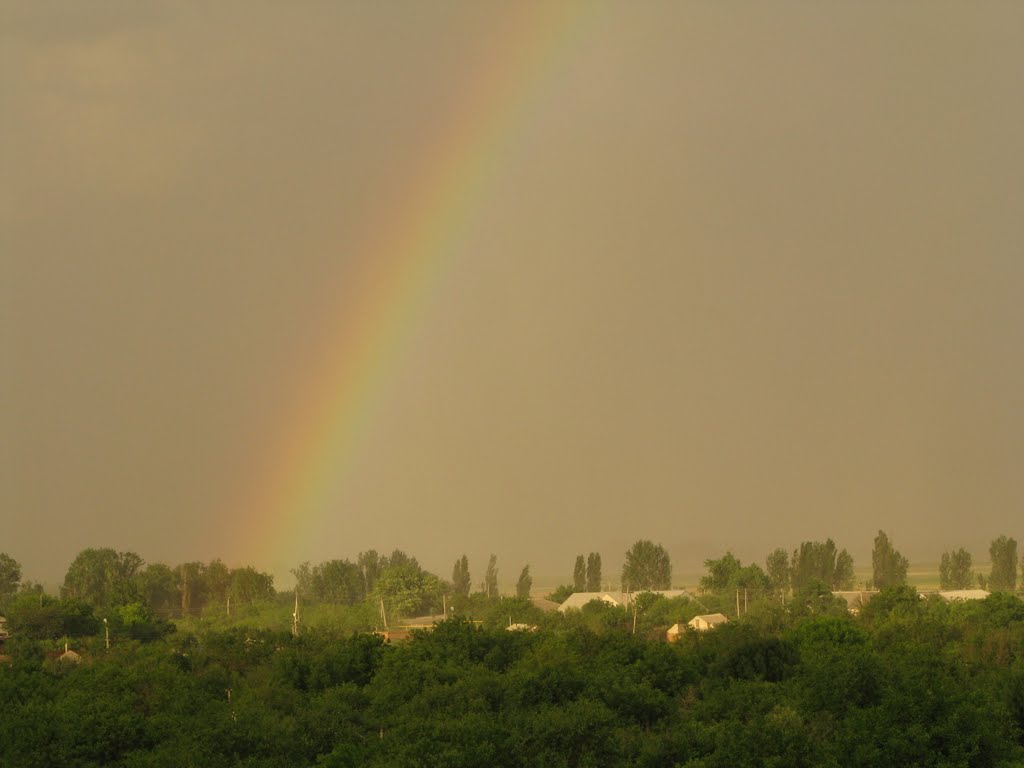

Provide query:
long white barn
left=558, top=590, right=690, bottom=612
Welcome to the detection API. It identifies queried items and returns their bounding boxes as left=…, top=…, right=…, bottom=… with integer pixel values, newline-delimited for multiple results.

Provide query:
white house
left=687, top=613, right=729, bottom=632
left=666, top=623, right=686, bottom=642
left=557, top=592, right=624, bottom=612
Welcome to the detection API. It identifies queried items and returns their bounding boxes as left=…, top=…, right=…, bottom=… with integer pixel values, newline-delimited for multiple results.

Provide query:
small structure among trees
left=687, top=613, right=729, bottom=632
left=557, top=589, right=689, bottom=613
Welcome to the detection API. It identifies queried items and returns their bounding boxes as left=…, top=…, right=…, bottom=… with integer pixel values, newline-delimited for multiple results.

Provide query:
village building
left=666, top=623, right=686, bottom=642
left=687, top=613, right=729, bottom=632
left=530, top=596, right=561, bottom=612
left=558, top=592, right=623, bottom=612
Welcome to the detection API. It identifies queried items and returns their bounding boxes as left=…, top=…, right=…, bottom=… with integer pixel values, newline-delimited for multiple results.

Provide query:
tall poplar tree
left=451, top=555, right=471, bottom=597
left=871, top=530, right=909, bottom=590
left=790, top=540, right=854, bottom=590
left=516, top=565, right=532, bottom=598
left=484, top=554, right=498, bottom=598
left=989, top=536, right=1018, bottom=592
left=586, top=552, right=602, bottom=591
left=939, top=548, right=973, bottom=590
left=573, top=555, right=587, bottom=591
left=766, top=548, right=790, bottom=594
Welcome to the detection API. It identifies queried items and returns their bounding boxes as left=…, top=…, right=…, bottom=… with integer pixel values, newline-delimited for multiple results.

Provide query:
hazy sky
left=4, top=2, right=1023, bottom=588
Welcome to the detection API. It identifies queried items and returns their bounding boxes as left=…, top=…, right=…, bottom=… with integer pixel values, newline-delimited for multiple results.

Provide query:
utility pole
left=442, top=593, right=447, bottom=619
left=291, top=590, right=299, bottom=638
left=735, top=589, right=740, bottom=618
left=103, top=618, right=110, bottom=651
left=226, top=594, right=231, bottom=619
left=744, top=589, right=748, bottom=614
left=380, top=597, right=388, bottom=629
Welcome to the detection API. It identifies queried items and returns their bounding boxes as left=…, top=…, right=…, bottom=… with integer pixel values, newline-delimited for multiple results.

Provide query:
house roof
left=558, top=592, right=623, bottom=612
left=688, top=613, right=729, bottom=627
left=530, top=596, right=561, bottom=612
left=558, top=589, right=692, bottom=613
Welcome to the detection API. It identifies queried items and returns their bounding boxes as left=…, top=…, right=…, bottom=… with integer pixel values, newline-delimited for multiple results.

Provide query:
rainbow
left=235, top=3, right=598, bottom=570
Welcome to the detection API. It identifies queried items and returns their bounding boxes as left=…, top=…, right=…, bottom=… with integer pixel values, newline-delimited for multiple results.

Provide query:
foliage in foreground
left=5, top=591, right=1024, bottom=767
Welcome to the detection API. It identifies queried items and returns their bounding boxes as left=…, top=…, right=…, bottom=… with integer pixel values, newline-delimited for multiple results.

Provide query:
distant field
left=905, top=563, right=942, bottom=591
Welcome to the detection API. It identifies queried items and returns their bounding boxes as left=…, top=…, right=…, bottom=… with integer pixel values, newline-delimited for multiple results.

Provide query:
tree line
left=0, top=548, right=278, bottom=642
left=1, top=531, right=1021, bottom=642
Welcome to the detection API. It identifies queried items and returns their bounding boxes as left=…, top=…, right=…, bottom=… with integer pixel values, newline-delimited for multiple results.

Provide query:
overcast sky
left=3, top=2, right=1023, bottom=588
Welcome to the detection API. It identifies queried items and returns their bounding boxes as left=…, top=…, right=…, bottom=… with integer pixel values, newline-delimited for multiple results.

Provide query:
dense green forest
left=6, top=591, right=1024, bottom=766
left=3, top=534, right=1024, bottom=766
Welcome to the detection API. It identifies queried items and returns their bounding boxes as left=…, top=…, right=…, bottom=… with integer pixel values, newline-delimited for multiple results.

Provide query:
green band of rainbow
left=235, top=2, right=596, bottom=571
